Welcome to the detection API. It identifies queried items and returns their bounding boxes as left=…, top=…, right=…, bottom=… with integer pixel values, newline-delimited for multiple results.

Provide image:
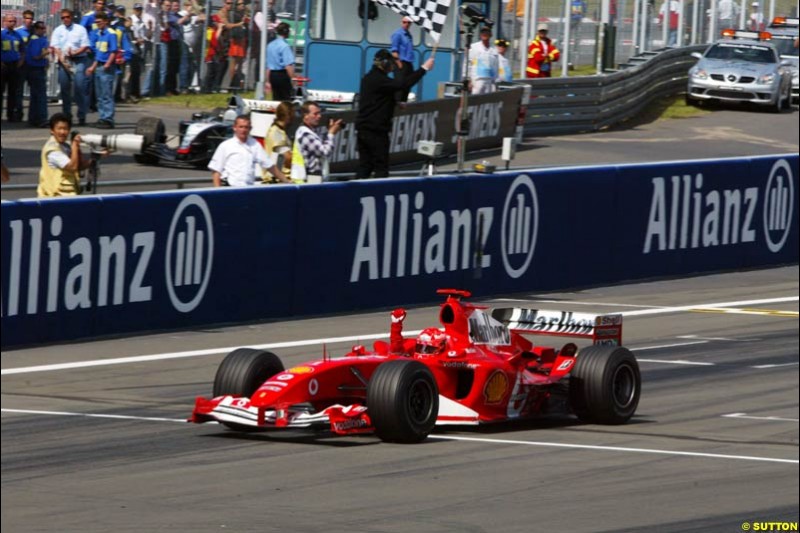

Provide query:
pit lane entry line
left=2, top=296, right=797, bottom=377
left=1, top=408, right=796, bottom=465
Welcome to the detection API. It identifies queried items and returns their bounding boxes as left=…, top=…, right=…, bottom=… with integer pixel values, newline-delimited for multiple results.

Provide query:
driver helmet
left=415, top=328, right=447, bottom=356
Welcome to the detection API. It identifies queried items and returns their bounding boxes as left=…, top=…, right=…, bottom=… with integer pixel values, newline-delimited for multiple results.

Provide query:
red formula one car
left=190, top=289, right=641, bottom=443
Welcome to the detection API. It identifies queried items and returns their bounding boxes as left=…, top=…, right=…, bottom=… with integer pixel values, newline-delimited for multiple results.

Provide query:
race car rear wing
left=491, top=308, right=623, bottom=346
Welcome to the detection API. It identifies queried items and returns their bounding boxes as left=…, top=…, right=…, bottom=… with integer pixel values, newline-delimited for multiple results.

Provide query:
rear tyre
left=133, top=116, right=166, bottom=164
left=213, top=348, right=284, bottom=431
left=367, top=360, right=439, bottom=443
left=569, top=345, right=640, bottom=425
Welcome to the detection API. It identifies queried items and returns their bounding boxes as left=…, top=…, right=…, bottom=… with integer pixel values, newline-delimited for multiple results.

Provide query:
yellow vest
left=38, top=137, right=80, bottom=197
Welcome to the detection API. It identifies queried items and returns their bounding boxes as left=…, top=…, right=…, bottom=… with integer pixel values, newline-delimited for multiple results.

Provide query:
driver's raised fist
left=391, top=308, right=407, bottom=323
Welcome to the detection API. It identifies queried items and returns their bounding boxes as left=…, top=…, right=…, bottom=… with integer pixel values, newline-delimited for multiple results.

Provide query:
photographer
left=355, top=49, right=433, bottom=180
left=37, top=113, right=96, bottom=197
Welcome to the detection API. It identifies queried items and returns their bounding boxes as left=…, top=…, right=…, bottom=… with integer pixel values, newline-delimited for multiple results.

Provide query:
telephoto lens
left=80, top=134, right=146, bottom=155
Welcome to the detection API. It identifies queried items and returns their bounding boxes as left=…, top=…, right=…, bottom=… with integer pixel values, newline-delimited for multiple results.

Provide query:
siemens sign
left=2, top=155, right=796, bottom=348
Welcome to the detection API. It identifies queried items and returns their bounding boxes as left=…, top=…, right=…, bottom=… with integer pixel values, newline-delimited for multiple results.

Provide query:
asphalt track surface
left=2, top=266, right=798, bottom=532
left=1, top=98, right=798, bottom=200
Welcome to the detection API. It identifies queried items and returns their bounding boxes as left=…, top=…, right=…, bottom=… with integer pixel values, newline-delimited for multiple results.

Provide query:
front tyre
left=367, top=360, right=439, bottom=443
left=569, top=346, right=640, bottom=425
left=213, top=348, right=284, bottom=431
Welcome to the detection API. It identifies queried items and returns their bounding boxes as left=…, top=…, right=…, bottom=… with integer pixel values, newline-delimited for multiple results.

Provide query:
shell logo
left=483, top=371, right=509, bottom=404
left=288, top=366, right=315, bottom=374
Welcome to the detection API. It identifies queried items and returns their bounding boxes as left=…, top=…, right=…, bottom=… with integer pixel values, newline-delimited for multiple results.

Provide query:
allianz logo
left=643, top=159, right=794, bottom=254
left=2, top=194, right=214, bottom=317
left=350, top=174, right=539, bottom=282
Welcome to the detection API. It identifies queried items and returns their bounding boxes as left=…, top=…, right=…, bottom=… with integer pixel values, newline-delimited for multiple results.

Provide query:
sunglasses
left=61, top=15, right=72, bottom=19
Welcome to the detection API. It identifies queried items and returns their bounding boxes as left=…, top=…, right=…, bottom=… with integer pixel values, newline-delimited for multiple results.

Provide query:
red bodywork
left=190, top=289, right=623, bottom=435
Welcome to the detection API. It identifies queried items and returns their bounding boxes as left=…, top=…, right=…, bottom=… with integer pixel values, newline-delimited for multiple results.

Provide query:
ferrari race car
left=189, top=289, right=642, bottom=443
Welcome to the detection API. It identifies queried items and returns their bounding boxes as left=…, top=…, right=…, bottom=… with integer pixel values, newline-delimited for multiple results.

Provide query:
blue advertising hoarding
left=2, top=155, right=797, bottom=348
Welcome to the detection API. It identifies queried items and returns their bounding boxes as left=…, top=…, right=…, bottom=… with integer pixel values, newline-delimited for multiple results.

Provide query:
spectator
left=51, top=9, right=91, bottom=126
left=219, top=0, right=250, bottom=90
left=295, top=101, right=343, bottom=183
left=263, top=101, right=295, bottom=183
left=203, top=15, right=225, bottom=93
left=658, top=0, right=680, bottom=46
left=468, top=26, right=499, bottom=94
left=160, top=1, right=182, bottom=96
left=87, top=12, right=118, bottom=129
left=111, top=7, right=134, bottom=103
left=716, top=0, right=739, bottom=32
left=81, top=0, right=107, bottom=32
left=748, top=1, right=765, bottom=31
left=25, top=21, right=49, bottom=128
left=141, top=1, right=162, bottom=98
left=266, top=22, right=296, bottom=100
left=209, top=114, right=287, bottom=186
left=17, top=10, right=34, bottom=44
left=526, top=24, right=560, bottom=78
left=570, top=0, right=587, bottom=60
left=354, top=50, right=433, bottom=180
left=17, top=10, right=34, bottom=109
left=38, top=113, right=92, bottom=197
left=178, top=1, right=203, bottom=93
left=1, top=13, right=25, bottom=122
left=129, top=6, right=147, bottom=101
left=495, top=38, right=512, bottom=83
left=390, top=15, right=415, bottom=103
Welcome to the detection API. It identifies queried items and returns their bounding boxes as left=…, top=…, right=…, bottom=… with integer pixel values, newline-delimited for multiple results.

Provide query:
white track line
left=428, top=435, right=798, bottom=464
left=2, top=408, right=795, bottom=465
left=722, top=413, right=799, bottom=423
left=1, top=408, right=188, bottom=423
left=2, top=296, right=796, bottom=377
left=637, top=359, right=716, bottom=366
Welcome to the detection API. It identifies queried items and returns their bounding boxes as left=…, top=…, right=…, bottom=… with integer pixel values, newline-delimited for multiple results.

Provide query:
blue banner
left=2, top=154, right=797, bottom=348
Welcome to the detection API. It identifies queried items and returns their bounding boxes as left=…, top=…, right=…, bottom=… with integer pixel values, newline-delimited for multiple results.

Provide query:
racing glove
left=391, top=308, right=407, bottom=323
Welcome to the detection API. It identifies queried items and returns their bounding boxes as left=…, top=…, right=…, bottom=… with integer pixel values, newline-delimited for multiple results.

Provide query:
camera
left=417, top=140, right=443, bottom=157
left=461, top=5, right=493, bottom=27
left=80, top=133, right=146, bottom=155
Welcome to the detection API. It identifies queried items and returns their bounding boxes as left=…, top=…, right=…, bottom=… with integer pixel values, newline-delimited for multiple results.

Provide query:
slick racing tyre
left=213, top=348, right=284, bottom=431
left=569, top=345, right=640, bottom=425
left=367, top=360, right=439, bottom=443
left=133, top=116, right=166, bottom=165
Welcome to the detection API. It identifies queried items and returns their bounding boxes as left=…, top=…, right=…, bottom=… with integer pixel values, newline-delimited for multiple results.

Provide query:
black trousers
left=356, top=129, right=390, bottom=179
left=393, top=60, right=414, bottom=103
left=269, top=69, right=293, bottom=101
left=1, top=61, right=23, bottom=120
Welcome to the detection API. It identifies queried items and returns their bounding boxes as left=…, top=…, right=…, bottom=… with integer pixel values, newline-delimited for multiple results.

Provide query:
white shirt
left=178, top=10, right=200, bottom=45
left=143, top=1, right=160, bottom=42
left=208, top=136, right=275, bottom=187
left=50, top=23, right=90, bottom=56
left=47, top=143, right=72, bottom=169
left=468, top=41, right=499, bottom=80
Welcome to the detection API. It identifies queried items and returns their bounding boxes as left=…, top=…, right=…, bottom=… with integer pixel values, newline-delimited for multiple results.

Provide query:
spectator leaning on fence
left=208, top=114, right=288, bottom=187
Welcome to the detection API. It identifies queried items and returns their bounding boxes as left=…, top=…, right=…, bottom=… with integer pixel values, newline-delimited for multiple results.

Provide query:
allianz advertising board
left=1, top=155, right=797, bottom=347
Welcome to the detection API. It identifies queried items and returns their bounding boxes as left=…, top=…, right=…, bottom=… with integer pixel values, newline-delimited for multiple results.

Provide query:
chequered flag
left=372, top=0, right=453, bottom=43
